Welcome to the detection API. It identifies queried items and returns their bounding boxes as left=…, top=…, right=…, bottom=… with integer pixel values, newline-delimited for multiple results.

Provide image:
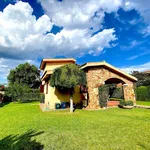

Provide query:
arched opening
left=105, top=78, right=126, bottom=84
left=98, top=78, right=126, bottom=108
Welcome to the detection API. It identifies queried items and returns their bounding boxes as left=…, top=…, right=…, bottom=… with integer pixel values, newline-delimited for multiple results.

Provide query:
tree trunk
left=70, top=97, right=73, bottom=113
left=69, top=87, right=74, bottom=113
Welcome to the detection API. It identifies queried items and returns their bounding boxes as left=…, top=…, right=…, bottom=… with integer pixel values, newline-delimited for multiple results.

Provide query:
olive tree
left=50, top=64, right=86, bottom=112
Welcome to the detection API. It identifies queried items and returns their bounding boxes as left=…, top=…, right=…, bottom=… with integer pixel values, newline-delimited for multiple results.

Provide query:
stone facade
left=85, top=67, right=136, bottom=109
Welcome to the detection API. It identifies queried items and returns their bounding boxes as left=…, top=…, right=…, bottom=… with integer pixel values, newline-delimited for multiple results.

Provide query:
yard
left=136, top=101, right=150, bottom=106
left=0, top=102, right=150, bottom=150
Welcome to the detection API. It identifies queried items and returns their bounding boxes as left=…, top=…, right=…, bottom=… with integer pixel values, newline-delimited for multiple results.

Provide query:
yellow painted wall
left=42, top=60, right=81, bottom=109
left=44, top=62, right=74, bottom=72
left=44, top=80, right=82, bottom=109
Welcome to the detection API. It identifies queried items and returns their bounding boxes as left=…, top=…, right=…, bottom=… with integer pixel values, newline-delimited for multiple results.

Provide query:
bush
left=99, top=85, right=109, bottom=107
left=17, top=92, right=45, bottom=103
left=119, top=100, right=133, bottom=106
left=125, top=100, right=134, bottom=106
left=3, top=95, right=11, bottom=102
left=39, top=94, right=45, bottom=103
left=5, top=83, right=31, bottom=102
left=136, top=86, right=150, bottom=101
left=109, top=98, right=124, bottom=101
left=119, top=99, right=125, bottom=106
left=5, top=83, right=43, bottom=102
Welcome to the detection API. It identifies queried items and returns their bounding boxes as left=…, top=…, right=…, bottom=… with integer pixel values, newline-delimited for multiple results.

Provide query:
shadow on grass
left=0, top=102, right=10, bottom=108
left=0, top=130, right=44, bottom=150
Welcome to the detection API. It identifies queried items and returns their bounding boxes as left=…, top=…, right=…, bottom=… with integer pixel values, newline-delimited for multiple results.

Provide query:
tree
left=5, top=63, right=42, bottom=102
left=131, top=71, right=150, bottom=87
left=50, top=64, right=86, bottom=113
left=7, top=63, right=41, bottom=89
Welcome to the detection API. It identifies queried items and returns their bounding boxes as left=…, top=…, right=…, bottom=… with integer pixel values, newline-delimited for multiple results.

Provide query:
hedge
left=16, top=93, right=45, bottom=103
left=4, top=83, right=45, bottom=103
left=109, top=98, right=124, bottom=101
left=136, top=86, right=150, bottom=101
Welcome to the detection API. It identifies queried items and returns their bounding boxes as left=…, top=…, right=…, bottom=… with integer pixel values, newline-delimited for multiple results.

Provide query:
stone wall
left=86, top=67, right=136, bottom=109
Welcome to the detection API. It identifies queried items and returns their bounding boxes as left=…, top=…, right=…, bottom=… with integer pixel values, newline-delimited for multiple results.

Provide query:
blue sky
left=0, top=0, right=150, bottom=83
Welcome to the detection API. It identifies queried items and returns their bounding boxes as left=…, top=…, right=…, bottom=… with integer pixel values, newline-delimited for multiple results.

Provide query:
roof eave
left=40, top=58, right=76, bottom=70
left=81, top=62, right=137, bottom=82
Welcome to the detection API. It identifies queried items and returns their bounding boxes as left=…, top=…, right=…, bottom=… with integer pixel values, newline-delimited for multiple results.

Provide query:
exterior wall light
left=42, top=81, right=45, bottom=85
left=123, top=84, right=128, bottom=86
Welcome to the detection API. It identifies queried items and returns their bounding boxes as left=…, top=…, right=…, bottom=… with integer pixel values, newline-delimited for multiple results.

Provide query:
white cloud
left=124, top=0, right=150, bottom=35
left=50, top=28, right=116, bottom=56
left=0, top=1, right=120, bottom=83
left=120, top=61, right=150, bottom=73
left=124, top=0, right=150, bottom=23
left=129, top=18, right=141, bottom=25
left=0, top=1, right=117, bottom=60
left=0, top=1, right=52, bottom=49
left=121, top=40, right=144, bottom=50
left=128, top=50, right=150, bottom=60
left=39, top=0, right=123, bottom=31
left=130, top=40, right=144, bottom=48
left=143, top=26, right=150, bottom=36
left=0, top=0, right=150, bottom=83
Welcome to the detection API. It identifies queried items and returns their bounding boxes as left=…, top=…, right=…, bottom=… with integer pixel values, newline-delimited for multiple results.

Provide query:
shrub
left=119, top=100, right=133, bottom=106
left=125, top=100, right=134, bottom=106
left=99, top=85, right=109, bottom=107
left=17, top=93, right=43, bottom=103
left=136, top=86, right=150, bottom=101
left=119, top=99, right=125, bottom=106
left=109, top=98, right=124, bottom=101
left=39, top=94, right=45, bottom=103
left=5, top=83, right=43, bottom=102
left=5, top=83, right=31, bottom=102
left=3, top=95, right=11, bottom=102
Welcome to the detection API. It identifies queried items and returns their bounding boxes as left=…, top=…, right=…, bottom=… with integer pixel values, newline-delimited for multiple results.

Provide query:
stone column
left=86, top=86, right=100, bottom=109
left=123, top=83, right=136, bottom=104
left=86, top=69, right=102, bottom=109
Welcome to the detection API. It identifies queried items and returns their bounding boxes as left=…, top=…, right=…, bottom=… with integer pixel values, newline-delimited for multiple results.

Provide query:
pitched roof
left=81, top=61, right=137, bottom=82
left=40, top=58, right=76, bottom=70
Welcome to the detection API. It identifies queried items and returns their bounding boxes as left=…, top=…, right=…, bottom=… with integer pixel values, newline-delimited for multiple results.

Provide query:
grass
left=136, top=101, right=150, bottom=106
left=0, top=102, right=150, bottom=150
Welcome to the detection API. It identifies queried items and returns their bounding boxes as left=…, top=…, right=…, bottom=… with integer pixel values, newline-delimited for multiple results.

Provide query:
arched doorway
left=99, top=78, right=126, bottom=107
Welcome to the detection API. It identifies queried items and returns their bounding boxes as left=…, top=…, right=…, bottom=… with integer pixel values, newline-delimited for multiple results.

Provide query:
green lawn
left=136, top=101, right=150, bottom=106
left=0, top=102, right=150, bottom=150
